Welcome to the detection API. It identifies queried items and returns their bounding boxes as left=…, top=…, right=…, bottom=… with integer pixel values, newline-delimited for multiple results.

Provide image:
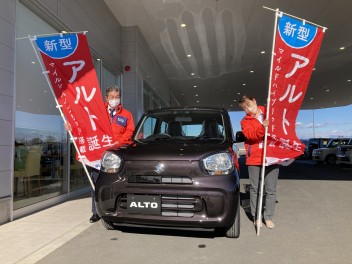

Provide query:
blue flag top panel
left=35, top=34, right=79, bottom=59
left=278, top=14, right=317, bottom=49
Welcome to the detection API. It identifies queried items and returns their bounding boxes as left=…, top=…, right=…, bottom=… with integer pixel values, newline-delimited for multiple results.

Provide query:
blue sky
left=229, top=104, right=352, bottom=140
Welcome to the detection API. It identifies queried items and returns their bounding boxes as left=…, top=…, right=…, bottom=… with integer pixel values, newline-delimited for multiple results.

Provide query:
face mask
left=108, top=99, right=120, bottom=107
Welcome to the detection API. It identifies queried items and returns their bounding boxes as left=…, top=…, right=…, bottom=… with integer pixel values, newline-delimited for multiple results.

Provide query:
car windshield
left=134, top=109, right=226, bottom=142
left=326, top=139, right=351, bottom=148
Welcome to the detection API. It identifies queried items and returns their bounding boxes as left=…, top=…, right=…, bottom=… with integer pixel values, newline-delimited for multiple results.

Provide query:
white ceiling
left=104, top=0, right=352, bottom=111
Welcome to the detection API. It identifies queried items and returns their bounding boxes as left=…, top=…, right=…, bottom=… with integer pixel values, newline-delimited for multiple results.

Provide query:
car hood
left=112, top=141, right=230, bottom=161
left=314, top=148, right=329, bottom=151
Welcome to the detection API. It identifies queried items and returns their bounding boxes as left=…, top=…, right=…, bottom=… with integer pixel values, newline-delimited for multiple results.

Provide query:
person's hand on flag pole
left=64, top=122, right=72, bottom=131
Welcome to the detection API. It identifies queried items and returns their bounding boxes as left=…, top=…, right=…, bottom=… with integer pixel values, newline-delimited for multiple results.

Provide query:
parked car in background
left=312, top=138, right=352, bottom=165
left=306, top=138, right=331, bottom=159
left=95, top=107, right=241, bottom=238
left=298, top=139, right=309, bottom=159
left=233, top=142, right=245, bottom=156
left=336, top=145, right=352, bottom=165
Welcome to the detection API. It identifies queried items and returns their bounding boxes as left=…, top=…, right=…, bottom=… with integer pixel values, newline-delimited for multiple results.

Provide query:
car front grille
left=128, top=175, right=192, bottom=184
left=118, top=194, right=203, bottom=218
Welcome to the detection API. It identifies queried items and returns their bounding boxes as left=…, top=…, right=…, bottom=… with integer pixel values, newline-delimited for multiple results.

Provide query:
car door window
left=137, top=116, right=158, bottom=139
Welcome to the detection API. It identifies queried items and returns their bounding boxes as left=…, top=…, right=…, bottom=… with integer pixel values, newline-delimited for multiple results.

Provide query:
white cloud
left=296, top=121, right=303, bottom=127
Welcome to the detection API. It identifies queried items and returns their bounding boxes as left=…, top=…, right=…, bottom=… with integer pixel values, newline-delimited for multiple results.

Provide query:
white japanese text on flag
left=34, top=33, right=114, bottom=169
left=266, top=15, right=325, bottom=166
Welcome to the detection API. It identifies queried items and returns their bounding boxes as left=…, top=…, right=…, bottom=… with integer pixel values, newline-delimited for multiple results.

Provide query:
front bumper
left=95, top=172, right=240, bottom=229
left=312, top=154, right=323, bottom=161
left=337, top=155, right=351, bottom=164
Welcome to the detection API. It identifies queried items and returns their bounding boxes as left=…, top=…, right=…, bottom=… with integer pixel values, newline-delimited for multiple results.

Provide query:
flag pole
left=263, top=6, right=327, bottom=31
left=28, top=34, right=95, bottom=191
left=16, top=31, right=88, bottom=40
left=256, top=8, right=280, bottom=236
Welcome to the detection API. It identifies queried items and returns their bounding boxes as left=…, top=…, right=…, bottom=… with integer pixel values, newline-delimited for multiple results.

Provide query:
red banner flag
left=266, top=14, right=325, bottom=165
left=35, top=33, right=114, bottom=169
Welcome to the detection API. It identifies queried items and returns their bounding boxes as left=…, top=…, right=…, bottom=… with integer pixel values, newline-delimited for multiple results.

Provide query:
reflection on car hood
left=314, top=148, right=329, bottom=151
left=112, top=141, right=229, bottom=161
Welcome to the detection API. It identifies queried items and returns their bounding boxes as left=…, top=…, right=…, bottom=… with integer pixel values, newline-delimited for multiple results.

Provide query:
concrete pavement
left=0, top=195, right=92, bottom=264
left=1, top=160, right=352, bottom=264
left=37, top=178, right=352, bottom=264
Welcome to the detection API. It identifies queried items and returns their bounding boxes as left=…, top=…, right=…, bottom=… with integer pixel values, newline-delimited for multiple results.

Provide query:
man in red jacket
left=239, top=95, right=279, bottom=229
left=65, top=85, right=135, bottom=223
left=105, top=85, right=135, bottom=146
left=89, top=85, right=135, bottom=222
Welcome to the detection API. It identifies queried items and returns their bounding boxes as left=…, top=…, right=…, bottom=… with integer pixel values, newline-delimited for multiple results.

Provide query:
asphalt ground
left=33, top=159, right=352, bottom=264
left=3, top=159, right=351, bottom=264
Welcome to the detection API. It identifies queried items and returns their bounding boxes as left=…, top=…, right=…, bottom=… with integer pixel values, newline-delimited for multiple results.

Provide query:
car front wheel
left=215, top=198, right=240, bottom=238
left=101, top=218, right=116, bottom=230
left=225, top=199, right=240, bottom=238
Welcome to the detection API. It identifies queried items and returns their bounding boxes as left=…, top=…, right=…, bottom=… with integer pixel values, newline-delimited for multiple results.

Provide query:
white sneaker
left=265, top=220, right=275, bottom=229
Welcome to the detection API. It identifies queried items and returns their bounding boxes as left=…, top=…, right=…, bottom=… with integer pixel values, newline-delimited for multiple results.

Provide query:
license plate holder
left=127, top=194, right=161, bottom=215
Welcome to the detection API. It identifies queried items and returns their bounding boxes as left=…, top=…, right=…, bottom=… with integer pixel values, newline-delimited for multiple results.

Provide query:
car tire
left=325, top=155, right=336, bottom=165
left=214, top=197, right=240, bottom=238
left=225, top=199, right=240, bottom=238
left=101, top=218, right=116, bottom=230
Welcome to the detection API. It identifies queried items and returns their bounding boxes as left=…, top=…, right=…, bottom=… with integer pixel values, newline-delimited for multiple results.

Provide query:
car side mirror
left=235, top=131, right=246, bottom=142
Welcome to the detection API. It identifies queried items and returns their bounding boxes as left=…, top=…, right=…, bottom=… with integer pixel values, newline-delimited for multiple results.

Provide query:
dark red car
left=95, top=107, right=240, bottom=238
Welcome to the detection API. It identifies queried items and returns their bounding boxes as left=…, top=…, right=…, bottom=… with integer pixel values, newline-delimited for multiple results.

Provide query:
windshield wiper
left=143, top=134, right=172, bottom=141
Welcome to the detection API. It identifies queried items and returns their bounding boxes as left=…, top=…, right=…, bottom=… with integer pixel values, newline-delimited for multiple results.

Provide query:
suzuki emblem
left=154, top=162, right=165, bottom=174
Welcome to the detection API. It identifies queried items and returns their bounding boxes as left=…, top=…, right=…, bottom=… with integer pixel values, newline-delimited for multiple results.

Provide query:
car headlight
left=203, top=153, right=233, bottom=175
left=101, top=151, right=122, bottom=173
left=313, top=150, right=322, bottom=155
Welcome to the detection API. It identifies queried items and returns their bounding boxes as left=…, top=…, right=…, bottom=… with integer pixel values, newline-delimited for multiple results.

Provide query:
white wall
left=0, top=0, right=16, bottom=224
left=23, top=0, right=123, bottom=75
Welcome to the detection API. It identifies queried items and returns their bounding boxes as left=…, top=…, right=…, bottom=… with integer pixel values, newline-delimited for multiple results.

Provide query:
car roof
left=144, top=106, right=228, bottom=115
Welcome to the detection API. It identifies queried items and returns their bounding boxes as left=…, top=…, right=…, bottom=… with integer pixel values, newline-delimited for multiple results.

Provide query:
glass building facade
left=0, top=0, right=173, bottom=224
left=13, top=3, right=122, bottom=210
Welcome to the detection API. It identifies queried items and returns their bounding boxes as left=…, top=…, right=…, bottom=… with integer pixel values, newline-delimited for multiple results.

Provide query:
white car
left=233, top=142, right=246, bottom=156
left=337, top=145, right=352, bottom=165
left=312, top=138, right=352, bottom=165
